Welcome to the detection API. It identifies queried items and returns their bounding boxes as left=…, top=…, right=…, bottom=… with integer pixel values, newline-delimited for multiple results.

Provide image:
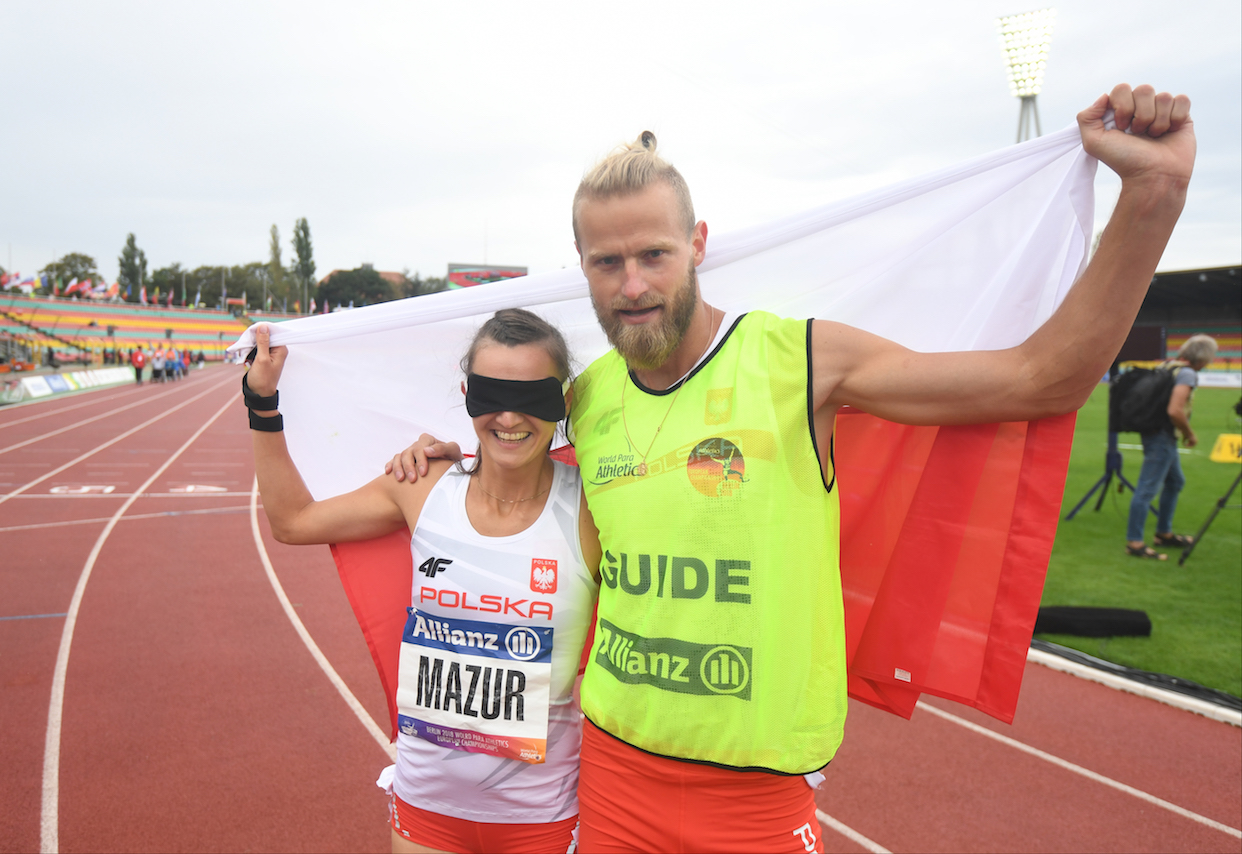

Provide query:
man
left=130, top=346, right=146, bottom=386
left=1125, top=333, right=1217, bottom=559
left=396, top=84, right=1193, bottom=852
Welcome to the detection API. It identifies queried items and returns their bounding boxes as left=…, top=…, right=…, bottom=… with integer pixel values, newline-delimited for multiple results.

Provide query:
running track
left=1, top=367, right=1238, bottom=854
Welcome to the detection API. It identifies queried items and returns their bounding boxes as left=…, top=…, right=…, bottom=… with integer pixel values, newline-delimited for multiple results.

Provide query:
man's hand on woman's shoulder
left=385, top=434, right=464, bottom=482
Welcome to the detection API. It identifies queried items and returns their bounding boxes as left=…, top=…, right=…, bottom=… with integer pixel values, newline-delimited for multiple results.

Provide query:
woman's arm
left=248, top=324, right=426, bottom=545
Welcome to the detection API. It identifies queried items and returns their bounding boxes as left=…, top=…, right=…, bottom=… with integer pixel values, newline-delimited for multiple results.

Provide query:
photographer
left=1126, top=334, right=1218, bottom=559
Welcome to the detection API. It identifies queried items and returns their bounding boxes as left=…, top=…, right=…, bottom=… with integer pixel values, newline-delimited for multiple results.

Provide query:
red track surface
left=1, top=368, right=1239, bottom=854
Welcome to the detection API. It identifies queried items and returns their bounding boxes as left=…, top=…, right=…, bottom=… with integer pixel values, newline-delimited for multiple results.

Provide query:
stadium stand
left=0, top=296, right=250, bottom=361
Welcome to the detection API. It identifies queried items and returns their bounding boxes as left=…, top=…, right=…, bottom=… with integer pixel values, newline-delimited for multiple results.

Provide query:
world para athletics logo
left=686, top=438, right=746, bottom=498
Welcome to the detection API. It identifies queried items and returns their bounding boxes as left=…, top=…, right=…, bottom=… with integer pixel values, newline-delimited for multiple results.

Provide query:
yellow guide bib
left=571, top=312, right=847, bottom=774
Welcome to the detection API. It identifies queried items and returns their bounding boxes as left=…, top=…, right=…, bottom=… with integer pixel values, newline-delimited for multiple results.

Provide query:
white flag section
left=228, top=122, right=1096, bottom=501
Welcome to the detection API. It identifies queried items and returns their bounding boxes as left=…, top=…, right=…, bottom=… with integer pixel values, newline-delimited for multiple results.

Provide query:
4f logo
left=418, top=557, right=453, bottom=578
left=530, top=559, right=557, bottom=594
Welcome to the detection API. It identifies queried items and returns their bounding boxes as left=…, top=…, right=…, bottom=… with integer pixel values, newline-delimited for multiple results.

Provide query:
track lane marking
left=0, top=380, right=209, bottom=456
left=0, top=504, right=252, bottom=533
left=248, top=477, right=396, bottom=761
left=815, top=809, right=891, bottom=853
left=916, top=700, right=1242, bottom=839
left=1, top=374, right=237, bottom=508
left=11, top=492, right=255, bottom=499
left=0, top=370, right=212, bottom=426
left=0, top=386, right=146, bottom=430
left=0, top=613, right=68, bottom=622
left=40, top=390, right=239, bottom=854
left=1029, top=648, right=1242, bottom=727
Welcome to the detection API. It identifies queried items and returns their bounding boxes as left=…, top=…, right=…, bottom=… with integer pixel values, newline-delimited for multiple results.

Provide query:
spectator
left=152, top=347, right=165, bottom=383
left=130, top=347, right=147, bottom=385
left=1126, top=334, right=1219, bottom=559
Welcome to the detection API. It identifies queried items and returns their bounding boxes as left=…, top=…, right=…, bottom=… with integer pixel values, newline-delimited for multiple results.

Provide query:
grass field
left=1037, top=383, right=1242, bottom=698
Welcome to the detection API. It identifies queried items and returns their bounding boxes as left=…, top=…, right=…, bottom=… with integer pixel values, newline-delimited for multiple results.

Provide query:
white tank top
left=393, top=461, right=598, bottom=823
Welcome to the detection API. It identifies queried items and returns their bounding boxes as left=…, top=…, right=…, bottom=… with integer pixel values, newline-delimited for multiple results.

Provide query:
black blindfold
left=466, top=374, right=566, bottom=422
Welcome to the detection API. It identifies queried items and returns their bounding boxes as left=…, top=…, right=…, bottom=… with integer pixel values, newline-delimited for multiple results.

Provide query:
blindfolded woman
left=246, top=309, right=601, bottom=854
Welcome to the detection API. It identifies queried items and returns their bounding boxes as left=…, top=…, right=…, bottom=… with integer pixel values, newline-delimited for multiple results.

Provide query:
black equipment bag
left=1109, top=365, right=1177, bottom=434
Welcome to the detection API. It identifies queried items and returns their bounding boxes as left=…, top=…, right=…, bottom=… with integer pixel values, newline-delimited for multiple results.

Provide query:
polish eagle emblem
left=530, top=559, right=558, bottom=594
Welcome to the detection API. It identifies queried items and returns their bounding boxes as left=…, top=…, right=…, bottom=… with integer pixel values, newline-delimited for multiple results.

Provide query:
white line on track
left=0, top=374, right=237, bottom=507
left=1029, top=647, right=1242, bottom=727
left=0, top=378, right=213, bottom=456
left=916, top=700, right=1242, bottom=840
left=10, top=492, right=256, bottom=499
left=0, top=386, right=144, bottom=430
left=248, top=477, right=396, bottom=761
left=816, top=809, right=891, bottom=853
left=40, top=390, right=239, bottom=854
left=0, top=504, right=252, bottom=533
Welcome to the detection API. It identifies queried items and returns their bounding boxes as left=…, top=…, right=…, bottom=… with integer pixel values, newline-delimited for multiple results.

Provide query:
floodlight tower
left=998, top=8, right=1056, bottom=143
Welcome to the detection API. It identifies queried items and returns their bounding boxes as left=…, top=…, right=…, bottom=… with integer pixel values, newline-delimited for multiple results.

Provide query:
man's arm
left=813, top=84, right=1194, bottom=426
left=1167, top=383, right=1196, bottom=447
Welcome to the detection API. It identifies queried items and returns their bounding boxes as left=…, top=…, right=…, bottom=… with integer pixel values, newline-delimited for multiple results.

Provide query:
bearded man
left=396, top=84, right=1194, bottom=853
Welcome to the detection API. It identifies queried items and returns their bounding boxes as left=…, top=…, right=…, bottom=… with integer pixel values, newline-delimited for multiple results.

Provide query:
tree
left=399, top=271, right=450, bottom=298
left=291, top=218, right=315, bottom=310
left=117, top=235, right=147, bottom=299
left=41, top=253, right=99, bottom=286
left=150, top=263, right=188, bottom=305
left=317, top=267, right=395, bottom=309
left=266, top=224, right=287, bottom=309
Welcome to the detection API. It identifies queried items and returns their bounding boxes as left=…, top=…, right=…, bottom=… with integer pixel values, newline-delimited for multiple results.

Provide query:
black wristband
left=249, top=409, right=284, bottom=432
left=242, top=372, right=279, bottom=410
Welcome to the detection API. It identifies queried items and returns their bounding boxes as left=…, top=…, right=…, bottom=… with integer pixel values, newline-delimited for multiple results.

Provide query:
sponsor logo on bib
left=397, top=610, right=554, bottom=764
left=591, top=618, right=752, bottom=701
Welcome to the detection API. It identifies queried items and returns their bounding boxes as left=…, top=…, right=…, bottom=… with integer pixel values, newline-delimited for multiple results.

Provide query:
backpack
left=1109, top=365, right=1177, bottom=434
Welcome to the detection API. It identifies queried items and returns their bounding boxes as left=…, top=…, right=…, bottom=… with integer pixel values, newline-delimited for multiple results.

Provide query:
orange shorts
left=390, top=794, right=578, bottom=854
left=577, top=720, right=824, bottom=854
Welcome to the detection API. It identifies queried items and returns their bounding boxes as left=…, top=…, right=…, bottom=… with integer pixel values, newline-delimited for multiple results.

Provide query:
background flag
left=232, top=120, right=1100, bottom=734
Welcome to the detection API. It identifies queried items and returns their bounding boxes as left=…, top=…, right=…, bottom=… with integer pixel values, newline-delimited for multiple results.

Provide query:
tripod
left=1178, top=470, right=1242, bottom=566
left=1064, top=431, right=1156, bottom=521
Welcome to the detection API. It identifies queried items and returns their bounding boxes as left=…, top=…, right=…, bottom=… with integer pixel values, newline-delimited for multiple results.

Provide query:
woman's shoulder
left=388, top=458, right=458, bottom=518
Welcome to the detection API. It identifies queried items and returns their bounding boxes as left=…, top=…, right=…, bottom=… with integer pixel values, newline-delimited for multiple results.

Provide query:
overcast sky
left=2, top=1, right=1238, bottom=285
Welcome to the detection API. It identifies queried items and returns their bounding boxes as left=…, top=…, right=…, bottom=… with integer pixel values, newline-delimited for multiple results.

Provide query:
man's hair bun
left=639, top=130, right=656, bottom=151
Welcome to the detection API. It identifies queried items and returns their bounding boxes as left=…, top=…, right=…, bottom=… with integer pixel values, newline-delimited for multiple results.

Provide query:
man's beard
left=592, top=262, right=699, bottom=371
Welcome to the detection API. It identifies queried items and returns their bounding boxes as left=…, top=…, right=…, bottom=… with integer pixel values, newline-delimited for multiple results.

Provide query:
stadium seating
left=1, top=296, right=250, bottom=359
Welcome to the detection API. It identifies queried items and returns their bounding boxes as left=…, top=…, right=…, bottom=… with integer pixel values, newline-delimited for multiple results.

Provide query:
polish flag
left=234, top=120, right=1097, bottom=737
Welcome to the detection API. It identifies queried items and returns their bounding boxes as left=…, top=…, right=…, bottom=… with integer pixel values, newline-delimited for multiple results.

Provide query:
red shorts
left=577, top=720, right=824, bottom=854
left=391, top=794, right=578, bottom=854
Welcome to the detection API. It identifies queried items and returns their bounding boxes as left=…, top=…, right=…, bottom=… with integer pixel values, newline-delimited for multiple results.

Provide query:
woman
left=246, top=309, right=601, bottom=854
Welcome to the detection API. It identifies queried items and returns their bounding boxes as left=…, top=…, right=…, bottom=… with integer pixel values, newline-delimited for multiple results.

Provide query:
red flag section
left=329, top=411, right=1076, bottom=739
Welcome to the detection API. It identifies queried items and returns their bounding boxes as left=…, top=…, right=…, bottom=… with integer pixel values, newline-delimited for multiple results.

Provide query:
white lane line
left=916, top=701, right=1242, bottom=840
left=40, top=391, right=238, bottom=854
left=816, top=809, right=892, bottom=854
left=0, top=374, right=237, bottom=508
left=1029, top=647, right=1242, bottom=727
left=12, top=492, right=255, bottom=499
left=0, top=386, right=144, bottom=430
left=0, top=504, right=252, bottom=533
left=249, top=477, right=396, bottom=761
left=0, top=380, right=206, bottom=456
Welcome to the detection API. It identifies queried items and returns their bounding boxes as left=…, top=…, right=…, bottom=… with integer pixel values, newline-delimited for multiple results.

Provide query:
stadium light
left=997, top=8, right=1055, bottom=143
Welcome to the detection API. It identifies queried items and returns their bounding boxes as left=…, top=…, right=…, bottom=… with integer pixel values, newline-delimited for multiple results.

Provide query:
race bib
left=396, top=609, right=553, bottom=764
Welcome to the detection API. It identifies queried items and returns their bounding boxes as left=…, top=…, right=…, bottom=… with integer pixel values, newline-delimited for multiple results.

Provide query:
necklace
left=474, top=477, right=552, bottom=504
left=622, top=307, right=717, bottom=477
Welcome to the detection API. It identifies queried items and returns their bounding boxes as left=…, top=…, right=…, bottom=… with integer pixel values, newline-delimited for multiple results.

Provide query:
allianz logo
left=593, top=619, right=752, bottom=700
